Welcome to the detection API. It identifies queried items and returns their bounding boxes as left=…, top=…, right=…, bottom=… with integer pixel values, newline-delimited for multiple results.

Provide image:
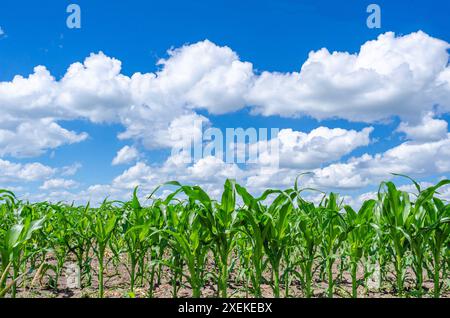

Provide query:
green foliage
left=0, top=176, right=449, bottom=298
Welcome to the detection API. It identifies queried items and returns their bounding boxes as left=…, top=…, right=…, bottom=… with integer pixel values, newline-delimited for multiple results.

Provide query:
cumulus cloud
left=110, top=162, right=158, bottom=191
left=255, top=126, right=373, bottom=169
left=0, top=159, right=54, bottom=183
left=40, top=178, right=78, bottom=190
left=397, top=112, right=448, bottom=142
left=75, top=162, right=159, bottom=203
left=186, top=156, right=243, bottom=182
left=112, top=146, right=140, bottom=165
left=3, top=31, right=450, bottom=205
left=157, top=40, right=254, bottom=114
left=247, top=31, right=450, bottom=122
left=0, top=119, right=87, bottom=157
left=63, top=154, right=245, bottom=204
left=243, top=128, right=450, bottom=193
left=61, top=127, right=371, bottom=202
left=2, top=31, right=448, bottom=160
left=310, top=134, right=450, bottom=189
left=27, top=126, right=450, bottom=204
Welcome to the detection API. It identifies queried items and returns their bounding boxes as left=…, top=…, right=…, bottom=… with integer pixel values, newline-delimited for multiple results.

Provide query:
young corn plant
left=165, top=180, right=240, bottom=298
left=344, top=199, right=376, bottom=298
left=290, top=177, right=325, bottom=298
left=0, top=205, right=45, bottom=297
left=319, top=193, right=348, bottom=298
left=235, top=184, right=269, bottom=297
left=0, top=178, right=448, bottom=299
left=392, top=175, right=449, bottom=296
left=376, top=182, right=411, bottom=296
left=292, top=198, right=322, bottom=298
left=422, top=186, right=450, bottom=297
left=65, top=204, right=94, bottom=288
left=89, top=201, right=119, bottom=298
left=162, top=201, right=186, bottom=297
left=147, top=200, right=169, bottom=297
left=258, top=190, right=296, bottom=298
left=42, top=203, right=73, bottom=290
left=162, top=206, right=210, bottom=298
left=121, top=188, right=152, bottom=293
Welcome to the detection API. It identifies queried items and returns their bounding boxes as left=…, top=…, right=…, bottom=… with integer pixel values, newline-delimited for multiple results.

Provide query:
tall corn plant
left=121, top=188, right=152, bottom=293
left=344, top=200, right=376, bottom=298
left=89, top=201, right=119, bottom=298
left=421, top=184, right=450, bottom=297
left=257, top=190, right=296, bottom=298
left=397, top=177, right=450, bottom=296
left=162, top=205, right=210, bottom=298
left=319, top=193, right=348, bottom=298
left=290, top=177, right=325, bottom=298
left=292, top=197, right=322, bottom=298
left=235, top=184, right=267, bottom=297
left=0, top=203, right=45, bottom=298
left=42, top=203, right=72, bottom=290
left=376, top=182, right=411, bottom=296
left=236, top=184, right=297, bottom=297
left=165, top=180, right=240, bottom=297
left=65, top=204, right=94, bottom=288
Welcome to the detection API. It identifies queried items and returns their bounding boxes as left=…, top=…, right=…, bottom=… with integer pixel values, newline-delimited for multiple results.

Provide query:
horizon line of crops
left=1, top=175, right=449, bottom=298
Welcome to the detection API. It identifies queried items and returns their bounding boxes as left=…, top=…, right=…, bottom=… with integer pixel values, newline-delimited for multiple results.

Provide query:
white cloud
left=112, top=145, right=139, bottom=165
left=0, top=159, right=54, bottom=183
left=0, top=119, right=87, bottom=157
left=255, top=126, right=373, bottom=169
left=2, top=31, right=447, bottom=160
left=247, top=31, right=450, bottom=122
left=0, top=26, right=4, bottom=37
left=57, top=52, right=131, bottom=123
left=310, top=134, right=450, bottom=189
left=111, top=162, right=158, bottom=191
left=186, top=156, right=243, bottom=182
left=29, top=127, right=450, bottom=204
left=397, top=112, right=448, bottom=142
left=68, top=124, right=368, bottom=202
left=2, top=31, right=450, bottom=205
left=60, top=154, right=245, bottom=204
left=40, top=178, right=78, bottom=190
left=179, top=41, right=254, bottom=114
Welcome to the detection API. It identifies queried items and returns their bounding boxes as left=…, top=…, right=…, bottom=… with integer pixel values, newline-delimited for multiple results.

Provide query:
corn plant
left=163, top=208, right=210, bottom=298
left=89, top=201, right=119, bottom=298
left=0, top=177, right=448, bottom=298
left=257, top=190, right=296, bottom=298
left=292, top=197, right=322, bottom=298
left=121, top=188, right=152, bottom=293
left=422, top=189, right=450, bottom=297
left=65, top=203, right=94, bottom=288
left=319, top=193, right=348, bottom=298
left=344, top=199, right=376, bottom=297
left=376, top=182, right=411, bottom=296
left=0, top=205, right=45, bottom=297
left=42, top=203, right=73, bottom=290
left=235, top=184, right=268, bottom=297
left=166, top=180, right=240, bottom=297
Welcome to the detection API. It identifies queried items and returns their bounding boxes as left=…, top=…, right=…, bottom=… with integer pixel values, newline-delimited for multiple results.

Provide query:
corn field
left=1, top=176, right=449, bottom=298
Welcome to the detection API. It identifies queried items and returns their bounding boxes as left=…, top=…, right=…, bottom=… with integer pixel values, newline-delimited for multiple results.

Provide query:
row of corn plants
left=0, top=177, right=449, bottom=298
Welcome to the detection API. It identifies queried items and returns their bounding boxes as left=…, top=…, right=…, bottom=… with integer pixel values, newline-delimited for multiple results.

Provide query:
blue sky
left=0, top=0, right=449, bottom=204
